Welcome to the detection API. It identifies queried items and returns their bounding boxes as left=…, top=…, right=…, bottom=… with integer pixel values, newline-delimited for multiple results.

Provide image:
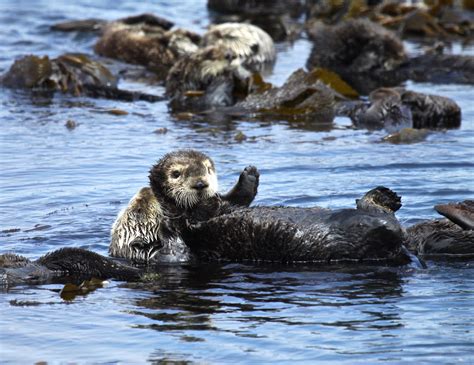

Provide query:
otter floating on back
left=183, top=186, right=413, bottom=265
left=110, top=150, right=413, bottom=265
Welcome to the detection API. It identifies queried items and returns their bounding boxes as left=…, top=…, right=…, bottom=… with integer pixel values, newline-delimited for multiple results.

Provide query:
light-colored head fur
left=201, top=22, right=276, bottom=71
left=149, top=150, right=219, bottom=209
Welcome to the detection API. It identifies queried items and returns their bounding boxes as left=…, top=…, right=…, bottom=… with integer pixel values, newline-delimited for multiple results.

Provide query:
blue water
left=0, top=1, right=473, bottom=363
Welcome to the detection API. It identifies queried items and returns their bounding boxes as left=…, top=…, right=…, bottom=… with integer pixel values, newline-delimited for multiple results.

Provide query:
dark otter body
left=184, top=187, right=412, bottom=265
left=405, top=200, right=474, bottom=257
left=0, top=247, right=141, bottom=287
left=306, top=19, right=407, bottom=94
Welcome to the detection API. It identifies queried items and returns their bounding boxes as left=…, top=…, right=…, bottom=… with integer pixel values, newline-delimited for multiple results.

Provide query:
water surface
left=0, top=1, right=473, bottom=363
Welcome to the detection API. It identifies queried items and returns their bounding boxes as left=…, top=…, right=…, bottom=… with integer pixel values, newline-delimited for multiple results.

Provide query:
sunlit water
left=0, top=1, right=473, bottom=363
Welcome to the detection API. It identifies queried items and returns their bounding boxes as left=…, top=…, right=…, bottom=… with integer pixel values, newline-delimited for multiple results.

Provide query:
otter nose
left=192, top=181, right=208, bottom=191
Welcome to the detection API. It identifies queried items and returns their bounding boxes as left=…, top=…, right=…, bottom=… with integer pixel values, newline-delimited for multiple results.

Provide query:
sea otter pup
left=405, top=200, right=474, bottom=257
left=110, top=150, right=260, bottom=263
left=201, top=23, right=276, bottom=73
left=0, top=247, right=141, bottom=287
left=183, top=186, right=413, bottom=264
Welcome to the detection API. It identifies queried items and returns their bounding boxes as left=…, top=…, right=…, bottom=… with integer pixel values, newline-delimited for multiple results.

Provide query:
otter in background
left=201, top=23, right=276, bottom=73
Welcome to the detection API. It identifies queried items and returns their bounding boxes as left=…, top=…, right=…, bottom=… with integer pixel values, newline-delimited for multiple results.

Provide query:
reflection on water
left=0, top=0, right=473, bottom=363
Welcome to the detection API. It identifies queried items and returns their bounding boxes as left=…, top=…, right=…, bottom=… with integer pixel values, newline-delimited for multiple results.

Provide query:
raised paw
left=239, top=165, right=260, bottom=193
left=222, top=165, right=260, bottom=207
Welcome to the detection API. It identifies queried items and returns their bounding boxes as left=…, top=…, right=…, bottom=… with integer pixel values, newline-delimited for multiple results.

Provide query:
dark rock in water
left=306, top=19, right=407, bottom=94
left=65, top=119, right=77, bottom=130
left=235, top=68, right=336, bottom=123
left=0, top=247, right=141, bottom=287
left=1, top=53, right=163, bottom=102
left=405, top=200, right=474, bottom=257
left=184, top=186, right=412, bottom=265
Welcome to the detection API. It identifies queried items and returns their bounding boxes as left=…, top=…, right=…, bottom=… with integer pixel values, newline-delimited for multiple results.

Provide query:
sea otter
left=306, top=18, right=474, bottom=94
left=337, top=87, right=461, bottom=132
left=0, top=247, right=141, bottom=287
left=165, top=45, right=253, bottom=111
left=0, top=53, right=162, bottom=102
left=306, top=19, right=407, bottom=94
left=94, top=19, right=201, bottom=80
left=183, top=186, right=413, bottom=264
left=110, top=151, right=412, bottom=264
left=110, top=150, right=260, bottom=263
left=405, top=200, right=474, bottom=257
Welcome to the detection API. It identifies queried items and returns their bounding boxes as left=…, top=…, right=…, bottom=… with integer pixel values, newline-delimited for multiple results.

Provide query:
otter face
left=149, top=150, right=218, bottom=209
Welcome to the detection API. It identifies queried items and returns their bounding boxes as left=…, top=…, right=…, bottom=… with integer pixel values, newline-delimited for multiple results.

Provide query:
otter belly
left=185, top=206, right=410, bottom=264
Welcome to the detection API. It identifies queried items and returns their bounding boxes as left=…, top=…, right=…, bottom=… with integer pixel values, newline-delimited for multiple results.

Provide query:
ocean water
left=0, top=1, right=473, bottom=363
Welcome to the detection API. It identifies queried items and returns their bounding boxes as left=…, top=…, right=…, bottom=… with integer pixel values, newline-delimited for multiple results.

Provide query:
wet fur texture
left=184, top=187, right=411, bottom=264
left=110, top=150, right=259, bottom=263
left=1, top=248, right=141, bottom=286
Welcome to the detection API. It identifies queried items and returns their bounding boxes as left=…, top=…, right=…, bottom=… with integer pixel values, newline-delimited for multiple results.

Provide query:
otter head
left=149, top=150, right=218, bottom=209
left=356, top=186, right=402, bottom=214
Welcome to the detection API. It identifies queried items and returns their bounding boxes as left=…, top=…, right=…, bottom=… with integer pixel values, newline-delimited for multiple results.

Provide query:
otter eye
left=171, top=170, right=181, bottom=179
